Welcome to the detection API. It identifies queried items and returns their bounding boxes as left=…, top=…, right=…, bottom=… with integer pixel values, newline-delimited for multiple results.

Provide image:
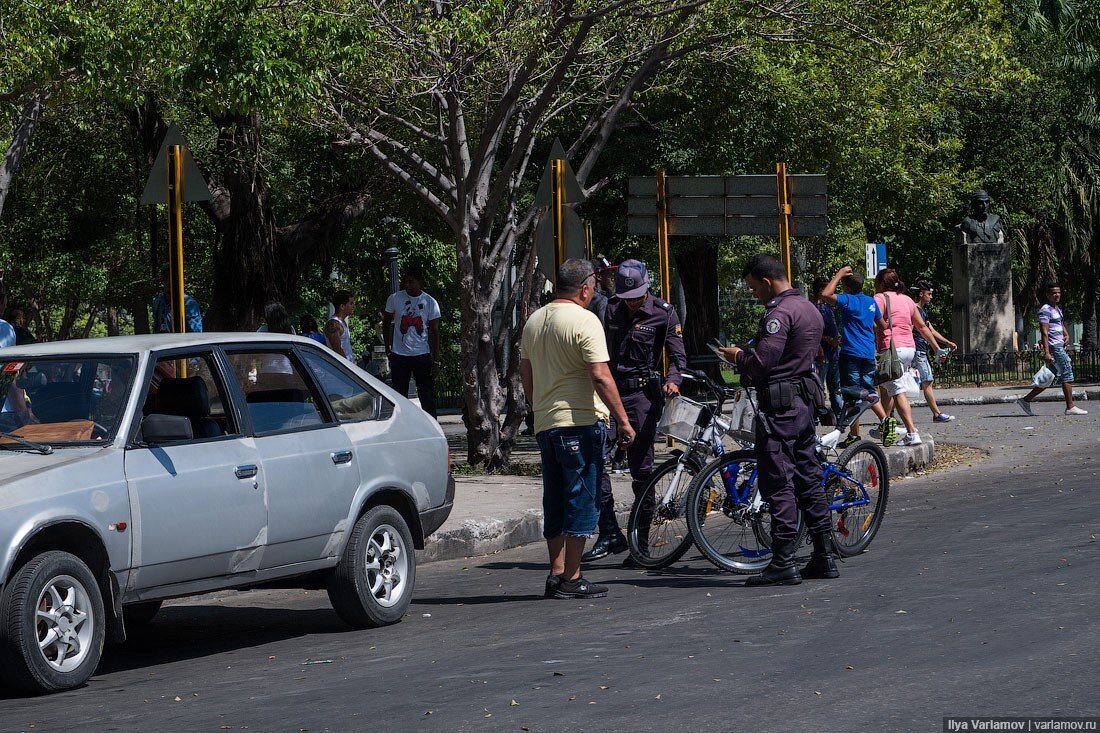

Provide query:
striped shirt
left=1038, top=304, right=1065, bottom=347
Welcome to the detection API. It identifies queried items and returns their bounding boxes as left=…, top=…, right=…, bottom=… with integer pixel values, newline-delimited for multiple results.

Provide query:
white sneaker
left=898, top=432, right=922, bottom=446
left=1017, top=399, right=1034, bottom=416
left=1066, top=406, right=1088, bottom=415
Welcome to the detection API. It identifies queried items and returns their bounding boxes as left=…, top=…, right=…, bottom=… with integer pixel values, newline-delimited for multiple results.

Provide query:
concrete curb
left=913, top=389, right=1100, bottom=408
left=419, top=439, right=934, bottom=564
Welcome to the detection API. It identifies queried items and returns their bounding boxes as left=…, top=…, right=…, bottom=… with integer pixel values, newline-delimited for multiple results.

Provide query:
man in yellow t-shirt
left=521, top=258, right=635, bottom=600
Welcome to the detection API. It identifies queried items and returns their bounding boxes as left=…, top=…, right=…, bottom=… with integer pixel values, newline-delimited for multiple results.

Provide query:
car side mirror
left=140, top=414, right=193, bottom=444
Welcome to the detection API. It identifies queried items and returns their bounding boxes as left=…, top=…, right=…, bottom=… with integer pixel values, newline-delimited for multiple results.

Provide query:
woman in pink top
left=873, top=270, right=938, bottom=446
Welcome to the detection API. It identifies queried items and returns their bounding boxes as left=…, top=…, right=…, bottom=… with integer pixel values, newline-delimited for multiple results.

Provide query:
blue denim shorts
left=839, top=355, right=875, bottom=393
left=914, top=350, right=934, bottom=384
left=1050, top=344, right=1074, bottom=383
left=536, top=422, right=605, bottom=539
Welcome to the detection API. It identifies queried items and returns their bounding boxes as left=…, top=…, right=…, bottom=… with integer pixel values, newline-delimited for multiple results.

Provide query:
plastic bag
left=902, top=369, right=921, bottom=400
left=1030, top=364, right=1056, bottom=389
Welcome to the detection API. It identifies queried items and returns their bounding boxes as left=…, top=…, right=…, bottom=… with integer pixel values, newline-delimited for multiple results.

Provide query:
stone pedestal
left=952, top=230, right=1015, bottom=354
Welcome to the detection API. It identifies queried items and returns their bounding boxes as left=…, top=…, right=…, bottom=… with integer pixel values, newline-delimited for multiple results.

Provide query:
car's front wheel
left=0, top=551, right=106, bottom=694
left=327, top=505, right=416, bottom=628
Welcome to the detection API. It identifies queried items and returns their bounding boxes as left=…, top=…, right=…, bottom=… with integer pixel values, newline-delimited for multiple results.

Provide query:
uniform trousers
left=595, top=385, right=663, bottom=537
left=755, top=395, right=831, bottom=543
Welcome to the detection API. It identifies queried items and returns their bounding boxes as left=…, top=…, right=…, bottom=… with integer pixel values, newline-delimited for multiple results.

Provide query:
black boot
left=581, top=533, right=627, bottom=562
left=745, top=539, right=802, bottom=586
left=800, top=532, right=840, bottom=579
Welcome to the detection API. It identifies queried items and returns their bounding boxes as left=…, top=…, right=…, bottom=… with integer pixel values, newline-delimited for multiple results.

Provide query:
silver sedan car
left=0, top=333, right=453, bottom=694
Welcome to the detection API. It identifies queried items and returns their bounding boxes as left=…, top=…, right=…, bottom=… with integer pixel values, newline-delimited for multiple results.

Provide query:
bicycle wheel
left=687, top=451, right=779, bottom=574
left=626, top=455, right=701, bottom=569
left=829, top=440, right=890, bottom=556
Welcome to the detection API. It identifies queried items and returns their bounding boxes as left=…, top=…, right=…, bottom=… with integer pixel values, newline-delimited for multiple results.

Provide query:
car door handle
left=235, top=464, right=258, bottom=480
left=331, top=450, right=353, bottom=465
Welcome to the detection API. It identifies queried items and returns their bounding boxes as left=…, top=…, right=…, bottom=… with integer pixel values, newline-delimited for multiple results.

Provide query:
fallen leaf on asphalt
left=655, top=694, right=662, bottom=700
left=268, top=656, right=275, bottom=660
left=553, top=672, right=564, bottom=676
left=511, top=700, right=519, bottom=706
left=895, top=610, right=908, bottom=614
left=706, top=593, right=712, bottom=597
left=301, top=659, right=333, bottom=665
left=568, top=695, right=576, bottom=701
left=424, top=711, right=432, bottom=716
left=815, top=691, right=822, bottom=696
left=845, top=665, right=855, bottom=670
left=174, top=696, right=182, bottom=702
left=599, top=685, right=609, bottom=690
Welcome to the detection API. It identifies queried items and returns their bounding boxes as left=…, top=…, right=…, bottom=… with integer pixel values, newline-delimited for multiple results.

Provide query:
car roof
left=0, top=332, right=327, bottom=358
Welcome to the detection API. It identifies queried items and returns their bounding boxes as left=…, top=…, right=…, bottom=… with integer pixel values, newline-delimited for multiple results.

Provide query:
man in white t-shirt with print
left=1019, top=281, right=1087, bottom=416
left=384, top=267, right=442, bottom=418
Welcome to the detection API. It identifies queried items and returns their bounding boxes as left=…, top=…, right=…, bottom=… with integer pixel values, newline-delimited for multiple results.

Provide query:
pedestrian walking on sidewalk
left=911, top=280, right=958, bottom=423
left=520, top=259, right=636, bottom=600
left=582, top=259, right=687, bottom=566
left=1018, top=281, right=1088, bottom=416
left=820, top=266, right=893, bottom=446
left=718, top=254, right=837, bottom=586
left=872, top=269, right=941, bottom=446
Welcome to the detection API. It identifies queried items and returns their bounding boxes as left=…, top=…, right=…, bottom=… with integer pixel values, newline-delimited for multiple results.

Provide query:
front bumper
left=419, top=475, right=455, bottom=538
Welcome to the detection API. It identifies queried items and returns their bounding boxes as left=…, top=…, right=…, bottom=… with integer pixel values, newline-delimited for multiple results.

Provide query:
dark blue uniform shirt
left=736, top=288, right=824, bottom=385
left=606, top=294, right=688, bottom=386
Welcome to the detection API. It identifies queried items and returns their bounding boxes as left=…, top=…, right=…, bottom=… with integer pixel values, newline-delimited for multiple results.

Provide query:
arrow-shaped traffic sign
left=533, top=138, right=584, bottom=207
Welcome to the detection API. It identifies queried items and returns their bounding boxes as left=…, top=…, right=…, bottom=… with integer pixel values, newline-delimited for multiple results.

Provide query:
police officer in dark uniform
left=582, top=259, right=688, bottom=564
left=719, top=254, right=838, bottom=586
left=586, top=257, right=616, bottom=324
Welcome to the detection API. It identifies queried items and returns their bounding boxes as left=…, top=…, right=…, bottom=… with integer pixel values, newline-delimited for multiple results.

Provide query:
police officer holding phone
left=719, top=254, right=838, bottom=586
left=582, top=259, right=687, bottom=565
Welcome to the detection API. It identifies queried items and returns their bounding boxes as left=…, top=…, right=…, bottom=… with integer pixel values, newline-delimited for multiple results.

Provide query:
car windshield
left=0, top=356, right=137, bottom=447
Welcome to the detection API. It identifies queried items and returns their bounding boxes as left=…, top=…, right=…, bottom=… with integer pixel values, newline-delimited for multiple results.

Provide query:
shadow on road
left=414, top=594, right=544, bottom=605
left=94, top=605, right=351, bottom=676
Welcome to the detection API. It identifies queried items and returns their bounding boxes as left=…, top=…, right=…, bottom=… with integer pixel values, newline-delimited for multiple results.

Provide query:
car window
left=300, top=350, right=393, bottom=422
left=0, top=356, right=137, bottom=445
left=141, top=354, right=239, bottom=440
left=225, top=351, right=326, bottom=433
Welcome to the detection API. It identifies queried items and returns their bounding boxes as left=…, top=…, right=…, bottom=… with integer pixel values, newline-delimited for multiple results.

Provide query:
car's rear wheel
left=123, top=600, right=163, bottom=628
left=0, top=551, right=105, bottom=694
left=327, top=505, right=416, bottom=628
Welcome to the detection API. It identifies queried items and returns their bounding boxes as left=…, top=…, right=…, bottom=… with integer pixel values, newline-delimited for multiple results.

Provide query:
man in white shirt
left=384, top=268, right=442, bottom=418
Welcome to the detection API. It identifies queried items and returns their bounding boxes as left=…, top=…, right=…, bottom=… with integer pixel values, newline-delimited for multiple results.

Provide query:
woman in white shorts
left=873, top=269, right=941, bottom=446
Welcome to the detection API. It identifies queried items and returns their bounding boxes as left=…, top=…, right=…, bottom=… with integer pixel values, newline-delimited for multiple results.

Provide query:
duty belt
left=620, top=375, right=655, bottom=390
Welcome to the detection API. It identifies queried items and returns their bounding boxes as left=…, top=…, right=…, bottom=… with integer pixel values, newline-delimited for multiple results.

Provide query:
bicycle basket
left=657, top=396, right=708, bottom=443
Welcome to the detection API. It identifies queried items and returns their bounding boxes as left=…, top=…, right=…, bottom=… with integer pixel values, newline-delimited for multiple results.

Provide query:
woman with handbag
left=873, top=269, right=940, bottom=446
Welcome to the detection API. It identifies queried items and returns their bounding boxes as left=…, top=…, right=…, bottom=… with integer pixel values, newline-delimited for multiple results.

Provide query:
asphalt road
left=1, top=403, right=1098, bottom=732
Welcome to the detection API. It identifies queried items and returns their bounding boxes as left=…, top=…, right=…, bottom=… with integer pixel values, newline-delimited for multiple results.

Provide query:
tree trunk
left=674, top=243, right=720, bottom=378
left=0, top=93, right=46, bottom=219
left=1081, top=239, right=1098, bottom=349
left=207, top=114, right=287, bottom=330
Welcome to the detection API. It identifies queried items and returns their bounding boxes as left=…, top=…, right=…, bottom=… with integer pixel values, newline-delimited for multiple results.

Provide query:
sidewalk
left=419, top=422, right=934, bottom=564
left=909, top=382, right=1100, bottom=407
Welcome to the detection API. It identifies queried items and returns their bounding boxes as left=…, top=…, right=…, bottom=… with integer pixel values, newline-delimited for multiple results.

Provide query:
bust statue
left=959, top=189, right=1004, bottom=244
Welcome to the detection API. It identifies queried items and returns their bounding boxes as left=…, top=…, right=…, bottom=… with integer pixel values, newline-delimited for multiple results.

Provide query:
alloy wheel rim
left=36, top=575, right=94, bottom=673
left=364, top=524, right=409, bottom=608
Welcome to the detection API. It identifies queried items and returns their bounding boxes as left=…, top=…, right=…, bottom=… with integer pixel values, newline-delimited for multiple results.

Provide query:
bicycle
left=685, top=387, right=890, bottom=574
left=624, top=370, right=754, bottom=569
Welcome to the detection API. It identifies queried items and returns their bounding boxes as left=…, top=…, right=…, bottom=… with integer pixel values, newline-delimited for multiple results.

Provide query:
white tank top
left=328, top=316, right=354, bottom=361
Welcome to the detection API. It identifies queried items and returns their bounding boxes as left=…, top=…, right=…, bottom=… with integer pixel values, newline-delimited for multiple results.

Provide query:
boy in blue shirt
left=821, top=266, right=894, bottom=446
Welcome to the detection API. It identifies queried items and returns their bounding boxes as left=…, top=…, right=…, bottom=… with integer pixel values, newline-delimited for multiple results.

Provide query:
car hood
left=0, top=446, right=107, bottom=486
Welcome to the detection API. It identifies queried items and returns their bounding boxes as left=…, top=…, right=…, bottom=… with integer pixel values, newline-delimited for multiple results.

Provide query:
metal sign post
left=776, top=162, right=793, bottom=281
left=584, top=220, right=593, bottom=259
left=167, top=146, right=186, bottom=337
left=552, top=159, right=566, bottom=272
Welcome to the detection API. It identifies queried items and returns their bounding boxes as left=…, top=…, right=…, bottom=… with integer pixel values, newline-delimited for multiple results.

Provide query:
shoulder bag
left=874, top=294, right=904, bottom=385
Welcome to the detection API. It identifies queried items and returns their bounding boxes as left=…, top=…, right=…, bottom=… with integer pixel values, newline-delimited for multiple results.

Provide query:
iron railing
left=933, top=348, right=1100, bottom=388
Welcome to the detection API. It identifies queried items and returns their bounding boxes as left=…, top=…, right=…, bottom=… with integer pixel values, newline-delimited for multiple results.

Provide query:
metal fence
left=933, top=349, right=1100, bottom=388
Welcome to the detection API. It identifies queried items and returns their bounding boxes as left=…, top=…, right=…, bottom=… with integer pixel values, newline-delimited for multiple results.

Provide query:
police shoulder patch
left=765, top=319, right=781, bottom=334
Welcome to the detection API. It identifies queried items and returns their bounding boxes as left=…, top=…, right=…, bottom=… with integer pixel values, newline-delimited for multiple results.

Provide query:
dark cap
left=615, top=259, right=649, bottom=299
left=592, top=256, right=617, bottom=274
